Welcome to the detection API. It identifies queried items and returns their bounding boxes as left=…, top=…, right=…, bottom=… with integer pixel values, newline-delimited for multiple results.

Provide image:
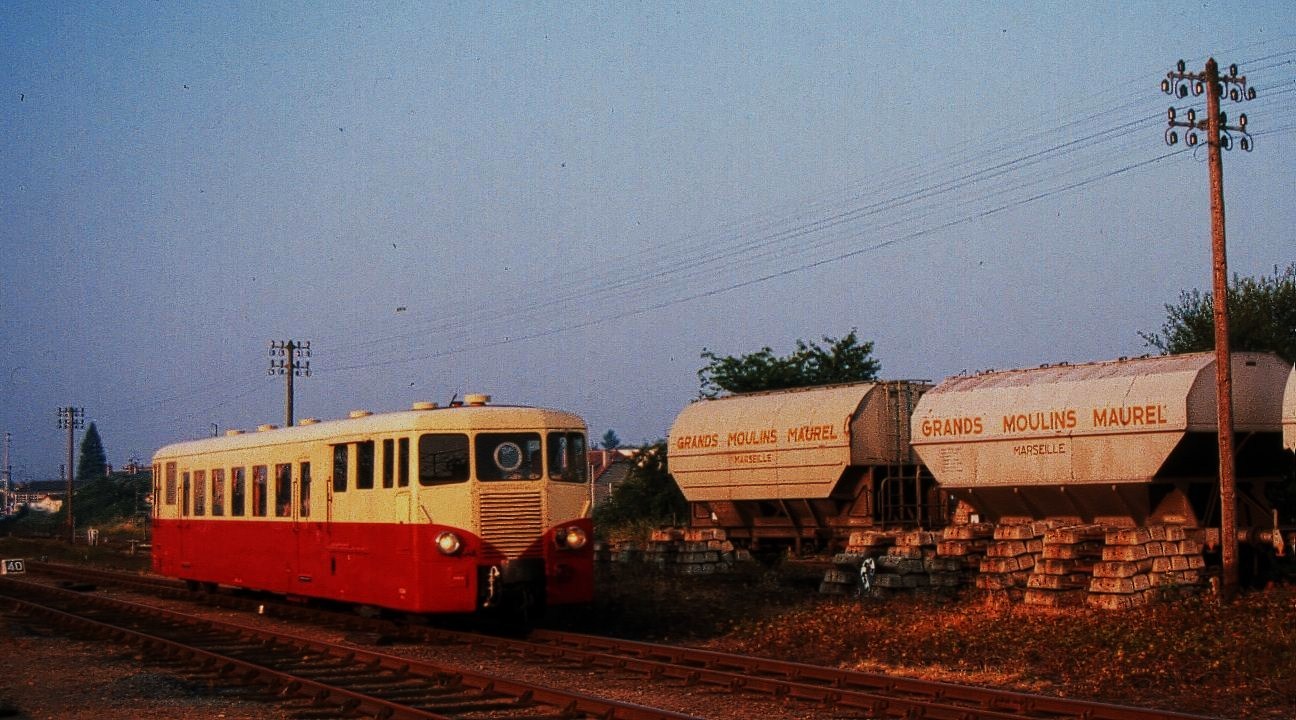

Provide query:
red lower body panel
left=152, top=518, right=592, bottom=613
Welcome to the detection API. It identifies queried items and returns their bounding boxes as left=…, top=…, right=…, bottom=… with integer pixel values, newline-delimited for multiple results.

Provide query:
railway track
left=0, top=574, right=696, bottom=720
left=10, top=563, right=1218, bottom=720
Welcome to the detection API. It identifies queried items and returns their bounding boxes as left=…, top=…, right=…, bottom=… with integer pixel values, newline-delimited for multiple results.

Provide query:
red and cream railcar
left=151, top=395, right=593, bottom=614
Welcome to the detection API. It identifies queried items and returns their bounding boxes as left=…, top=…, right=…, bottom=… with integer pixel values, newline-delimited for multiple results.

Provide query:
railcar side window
left=165, top=462, right=177, bottom=505
left=332, top=444, right=348, bottom=493
left=382, top=439, right=395, bottom=488
left=194, top=470, right=206, bottom=516
left=231, top=467, right=246, bottom=516
left=547, top=432, right=589, bottom=483
left=476, top=432, right=542, bottom=481
left=211, top=469, right=225, bottom=517
left=252, top=465, right=268, bottom=517
left=275, top=464, right=291, bottom=517
left=356, top=440, right=375, bottom=490
left=418, top=433, right=469, bottom=485
left=398, top=438, right=410, bottom=487
left=299, top=462, right=311, bottom=517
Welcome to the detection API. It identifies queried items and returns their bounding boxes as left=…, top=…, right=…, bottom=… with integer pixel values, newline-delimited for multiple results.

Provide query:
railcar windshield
left=476, top=432, right=542, bottom=481
left=418, top=433, right=469, bottom=485
left=547, top=432, right=588, bottom=483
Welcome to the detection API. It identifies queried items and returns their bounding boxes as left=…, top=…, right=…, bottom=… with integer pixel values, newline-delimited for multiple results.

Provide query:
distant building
left=589, top=448, right=636, bottom=505
left=25, top=495, right=62, bottom=513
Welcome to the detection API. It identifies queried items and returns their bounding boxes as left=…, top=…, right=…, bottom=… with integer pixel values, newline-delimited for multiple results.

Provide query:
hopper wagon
left=1285, top=362, right=1296, bottom=453
left=911, top=351, right=1295, bottom=592
left=668, top=381, right=943, bottom=552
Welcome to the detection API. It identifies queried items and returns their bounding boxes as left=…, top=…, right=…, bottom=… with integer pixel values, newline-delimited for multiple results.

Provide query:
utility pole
left=1161, top=58, right=1256, bottom=601
left=2, top=432, right=10, bottom=515
left=57, top=406, right=85, bottom=543
left=269, top=340, right=311, bottom=427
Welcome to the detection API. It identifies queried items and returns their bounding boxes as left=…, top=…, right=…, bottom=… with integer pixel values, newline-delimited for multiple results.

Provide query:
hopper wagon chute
left=667, top=381, right=941, bottom=551
left=910, top=352, right=1293, bottom=559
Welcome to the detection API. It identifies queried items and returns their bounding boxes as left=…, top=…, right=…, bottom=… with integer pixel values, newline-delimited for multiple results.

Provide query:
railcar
left=151, top=395, right=593, bottom=615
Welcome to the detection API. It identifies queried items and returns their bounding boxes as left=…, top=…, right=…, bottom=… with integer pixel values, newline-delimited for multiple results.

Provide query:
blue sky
left=2, top=2, right=1294, bottom=480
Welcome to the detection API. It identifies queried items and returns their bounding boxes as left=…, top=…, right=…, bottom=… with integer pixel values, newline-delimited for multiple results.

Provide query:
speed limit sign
left=1, top=559, right=25, bottom=575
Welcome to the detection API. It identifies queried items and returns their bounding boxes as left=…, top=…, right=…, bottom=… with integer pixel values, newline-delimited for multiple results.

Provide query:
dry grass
left=567, top=561, right=1296, bottom=719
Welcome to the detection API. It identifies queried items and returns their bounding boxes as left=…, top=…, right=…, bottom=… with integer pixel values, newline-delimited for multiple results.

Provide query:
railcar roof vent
left=298, top=418, right=320, bottom=425
left=225, top=429, right=245, bottom=436
left=411, top=401, right=439, bottom=411
left=256, top=424, right=278, bottom=432
left=348, top=409, right=373, bottom=419
left=465, top=394, right=491, bottom=406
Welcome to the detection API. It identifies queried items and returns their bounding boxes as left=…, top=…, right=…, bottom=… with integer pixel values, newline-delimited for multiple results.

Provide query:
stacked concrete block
left=975, top=520, right=1050, bottom=602
left=640, top=528, right=738, bottom=574
left=818, top=530, right=897, bottom=595
left=871, top=530, right=941, bottom=593
left=935, top=522, right=994, bottom=585
left=1023, top=523, right=1107, bottom=607
left=1087, top=525, right=1205, bottom=609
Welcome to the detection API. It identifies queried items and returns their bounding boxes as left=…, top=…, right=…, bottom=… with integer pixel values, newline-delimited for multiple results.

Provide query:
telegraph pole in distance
left=57, top=406, right=85, bottom=543
left=1161, top=58, right=1256, bottom=601
left=2, top=432, right=10, bottom=516
left=269, top=340, right=311, bottom=427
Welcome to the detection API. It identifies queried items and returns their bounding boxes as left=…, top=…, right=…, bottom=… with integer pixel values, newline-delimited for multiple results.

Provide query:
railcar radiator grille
left=479, top=491, right=544, bottom=559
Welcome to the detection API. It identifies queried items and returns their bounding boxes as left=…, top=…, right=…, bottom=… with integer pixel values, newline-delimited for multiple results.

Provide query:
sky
left=2, top=2, right=1294, bottom=482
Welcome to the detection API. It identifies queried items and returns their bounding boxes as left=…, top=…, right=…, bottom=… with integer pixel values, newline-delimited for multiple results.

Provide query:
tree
left=76, top=422, right=107, bottom=485
left=600, top=429, right=622, bottom=450
left=1140, top=263, right=1296, bottom=364
left=697, top=329, right=881, bottom=397
left=592, top=442, right=687, bottom=530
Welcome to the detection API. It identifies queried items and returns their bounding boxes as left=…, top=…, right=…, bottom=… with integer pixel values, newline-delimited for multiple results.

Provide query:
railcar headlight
left=560, top=526, right=588, bottom=550
left=435, top=531, right=463, bottom=556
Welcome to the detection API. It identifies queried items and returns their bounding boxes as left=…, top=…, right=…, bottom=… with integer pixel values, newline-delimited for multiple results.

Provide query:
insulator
left=1178, top=83, right=1188, bottom=98
left=1166, top=129, right=1179, bottom=146
left=1219, top=111, right=1227, bottom=124
left=267, top=369, right=275, bottom=376
left=1240, top=136, right=1252, bottom=151
left=1161, top=78, right=1171, bottom=94
left=1187, top=132, right=1198, bottom=146
left=1239, top=113, right=1247, bottom=129
left=1230, top=63, right=1238, bottom=77
left=1220, top=134, right=1232, bottom=151
left=1230, top=88, right=1240, bottom=102
left=1193, top=80, right=1204, bottom=96
left=1177, top=59, right=1186, bottom=72
left=1167, top=107, right=1176, bottom=122
left=1186, top=108, right=1196, bottom=123
left=1247, top=87, right=1256, bottom=100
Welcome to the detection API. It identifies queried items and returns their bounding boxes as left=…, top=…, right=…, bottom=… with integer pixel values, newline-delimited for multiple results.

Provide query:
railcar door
left=293, top=458, right=324, bottom=589
left=177, top=469, right=191, bottom=571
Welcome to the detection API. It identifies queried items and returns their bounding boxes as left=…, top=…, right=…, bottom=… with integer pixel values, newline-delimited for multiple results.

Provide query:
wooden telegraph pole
left=269, top=340, right=311, bottom=427
left=56, top=406, right=84, bottom=543
left=1161, top=58, right=1256, bottom=600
